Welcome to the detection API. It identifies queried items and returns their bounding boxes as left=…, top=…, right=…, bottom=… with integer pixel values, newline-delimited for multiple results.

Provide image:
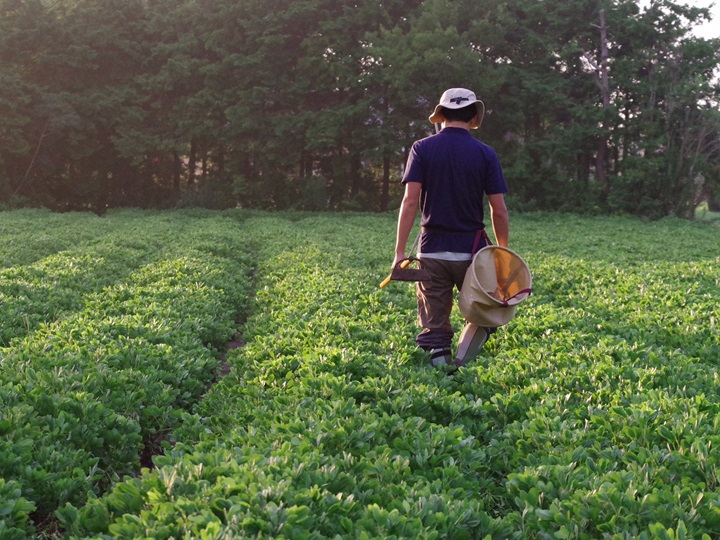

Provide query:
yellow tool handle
left=379, top=274, right=393, bottom=288
left=379, top=259, right=411, bottom=288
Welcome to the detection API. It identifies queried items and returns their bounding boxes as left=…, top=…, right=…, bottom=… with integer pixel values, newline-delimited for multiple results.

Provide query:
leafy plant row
left=60, top=214, right=507, bottom=538
left=0, top=209, right=244, bottom=346
left=3, top=210, right=718, bottom=538
left=59, top=212, right=720, bottom=540
left=0, top=243, right=161, bottom=345
left=0, top=210, right=256, bottom=536
left=0, top=210, right=120, bottom=269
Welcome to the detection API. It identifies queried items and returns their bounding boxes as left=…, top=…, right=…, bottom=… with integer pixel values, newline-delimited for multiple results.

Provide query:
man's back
left=404, top=127, right=506, bottom=234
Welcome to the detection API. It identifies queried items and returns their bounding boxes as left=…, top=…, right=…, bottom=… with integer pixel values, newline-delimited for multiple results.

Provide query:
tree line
left=1, top=0, right=719, bottom=218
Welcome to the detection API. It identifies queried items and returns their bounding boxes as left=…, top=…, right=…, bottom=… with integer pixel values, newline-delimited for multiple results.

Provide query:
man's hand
left=392, top=256, right=405, bottom=270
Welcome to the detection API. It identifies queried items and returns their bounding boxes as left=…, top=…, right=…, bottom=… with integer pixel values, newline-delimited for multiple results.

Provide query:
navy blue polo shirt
left=402, top=127, right=508, bottom=257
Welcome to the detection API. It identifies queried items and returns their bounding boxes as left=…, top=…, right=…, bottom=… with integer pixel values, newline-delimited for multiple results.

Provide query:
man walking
left=392, top=88, right=509, bottom=368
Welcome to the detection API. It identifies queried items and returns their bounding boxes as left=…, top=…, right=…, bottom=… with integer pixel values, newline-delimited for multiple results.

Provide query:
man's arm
left=488, top=193, right=509, bottom=247
left=393, top=182, right=421, bottom=266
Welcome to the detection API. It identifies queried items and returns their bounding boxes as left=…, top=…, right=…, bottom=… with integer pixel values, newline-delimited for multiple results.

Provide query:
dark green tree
left=0, top=0, right=152, bottom=212
left=606, top=0, right=720, bottom=217
left=0, top=0, right=717, bottom=216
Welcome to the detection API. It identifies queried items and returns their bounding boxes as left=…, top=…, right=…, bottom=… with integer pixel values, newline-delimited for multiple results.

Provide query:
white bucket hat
left=429, top=88, right=486, bottom=129
left=459, top=245, right=532, bottom=327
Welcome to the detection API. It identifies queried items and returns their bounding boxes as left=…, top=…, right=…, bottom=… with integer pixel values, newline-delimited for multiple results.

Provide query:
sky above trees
left=685, top=0, right=720, bottom=37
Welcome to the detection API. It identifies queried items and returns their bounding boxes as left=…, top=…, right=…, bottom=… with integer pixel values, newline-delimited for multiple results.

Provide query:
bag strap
left=408, top=230, right=421, bottom=259
left=471, top=229, right=491, bottom=256
left=499, top=288, right=533, bottom=307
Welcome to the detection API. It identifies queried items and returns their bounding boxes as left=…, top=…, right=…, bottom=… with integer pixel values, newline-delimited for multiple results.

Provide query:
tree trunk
left=708, top=193, right=720, bottom=212
left=595, top=9, right=610, bottom=192
left=299, top=149, right=311, bottom=182
left=218, top=146, right=225, bottom=177
left=380, top=154, right=390, bottom=212
left=349, top=151, right=361, bottom=199
left=173, top=153, right=182, bottom=193
left=188, top=138, right=197, bottom=186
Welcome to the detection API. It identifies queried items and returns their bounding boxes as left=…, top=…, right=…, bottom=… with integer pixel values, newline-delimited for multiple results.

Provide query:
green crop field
left=1, top=209, right=719, bottom=539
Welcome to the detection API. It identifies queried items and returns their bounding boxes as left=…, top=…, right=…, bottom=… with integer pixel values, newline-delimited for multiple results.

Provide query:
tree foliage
left=0, top=0, right=718, bottom=217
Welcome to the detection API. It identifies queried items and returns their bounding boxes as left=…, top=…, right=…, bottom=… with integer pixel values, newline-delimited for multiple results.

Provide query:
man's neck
left=442, top=121, right=470, bottom=130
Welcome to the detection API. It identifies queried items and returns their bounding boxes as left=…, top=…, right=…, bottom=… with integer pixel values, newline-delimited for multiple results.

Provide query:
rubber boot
left=452, top=324, right=496, bottom=368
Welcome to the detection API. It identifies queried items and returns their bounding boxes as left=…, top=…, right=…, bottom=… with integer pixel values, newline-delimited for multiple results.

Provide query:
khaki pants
left=415, top=258, right=471, bottom=350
